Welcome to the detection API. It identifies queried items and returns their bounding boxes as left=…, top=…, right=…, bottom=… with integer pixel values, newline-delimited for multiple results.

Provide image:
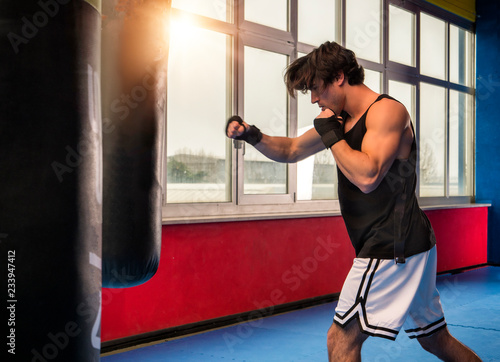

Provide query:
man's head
left=285, top=41, right=364, bottom=98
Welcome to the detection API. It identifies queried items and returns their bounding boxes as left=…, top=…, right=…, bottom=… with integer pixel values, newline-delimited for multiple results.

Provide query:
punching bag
left=0, top=0, right=102, bottom=361
left=101, top=0, right=171, bottom=288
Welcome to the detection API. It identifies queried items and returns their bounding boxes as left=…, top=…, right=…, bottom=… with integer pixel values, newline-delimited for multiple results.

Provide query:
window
left=346, top=0, right=382, bottom=63
left=242, top=46, right=288, bottom=196
left=388, top=80, right=416, bottom=122
left=450, top=24, right=474, bottom=87
left=389, top=5, right=415, bottom=67
left=163, top=0, right=476, bottom=222
left=419, top=83, right=446, bottom=197
left=166, top=20, right=232, bottom=204
left=245, top=0, right=288, bottom=30
left=364, top=69, right=383, bottom=94
left=298, top=0, right=338, bottom=47
left=386, top=2, right=475, bottom=202
left=420, top=12, right=446, bottom=80
left=449, top=90, right=473, bottom=196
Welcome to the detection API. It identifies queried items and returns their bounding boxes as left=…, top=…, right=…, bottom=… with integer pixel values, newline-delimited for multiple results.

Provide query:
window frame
left=386, top=0, right=475, bottom=207
left=237, top=35, right=295, bottom=206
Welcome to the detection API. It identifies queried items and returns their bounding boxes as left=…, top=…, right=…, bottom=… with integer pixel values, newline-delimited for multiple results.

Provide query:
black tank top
left=338, top=94, right=436, bottom=259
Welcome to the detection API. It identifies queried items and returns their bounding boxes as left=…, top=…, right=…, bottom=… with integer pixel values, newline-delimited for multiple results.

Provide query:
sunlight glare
left=170, top=12, right=199, bottom=44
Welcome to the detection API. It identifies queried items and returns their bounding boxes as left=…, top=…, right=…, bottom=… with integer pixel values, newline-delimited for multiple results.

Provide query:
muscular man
left=226, top=41, right=480, bottom=362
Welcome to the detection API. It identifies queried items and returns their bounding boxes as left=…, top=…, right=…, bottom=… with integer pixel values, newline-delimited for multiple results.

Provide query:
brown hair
left=285, top=41, right=364, bottom=97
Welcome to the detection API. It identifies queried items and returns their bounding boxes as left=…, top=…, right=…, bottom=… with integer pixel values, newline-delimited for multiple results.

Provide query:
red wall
left=101, top=206, right=488, bottom=343
left=431, top=207, right=489, bottom=272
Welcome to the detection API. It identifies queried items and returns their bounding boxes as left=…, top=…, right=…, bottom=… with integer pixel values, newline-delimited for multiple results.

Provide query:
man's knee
left=417, top=327, right=449, bottom=353
left=417, top=326, right=481, bottom=361
left=327, top=320, right=367, bottom=352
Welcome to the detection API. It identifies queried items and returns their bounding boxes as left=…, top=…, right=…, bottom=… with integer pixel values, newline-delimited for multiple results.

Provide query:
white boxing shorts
left=334, top=246, right=446, bottom=340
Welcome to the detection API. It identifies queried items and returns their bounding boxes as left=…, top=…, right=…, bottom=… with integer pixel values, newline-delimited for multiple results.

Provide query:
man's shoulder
left=366, top=97, right=409, bottom=130
left=371, top=95, right=406, bottom=113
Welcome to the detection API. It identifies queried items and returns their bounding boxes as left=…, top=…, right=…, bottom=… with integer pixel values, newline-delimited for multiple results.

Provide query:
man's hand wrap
left=226, top=115, right=263, bottom=146
left=314, top=114, right=344, bottom=149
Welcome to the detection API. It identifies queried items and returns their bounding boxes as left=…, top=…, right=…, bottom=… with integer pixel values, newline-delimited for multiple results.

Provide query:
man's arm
left=226, top=117, right=325, bottom=163
left=329, top=99, right=412, bottom=193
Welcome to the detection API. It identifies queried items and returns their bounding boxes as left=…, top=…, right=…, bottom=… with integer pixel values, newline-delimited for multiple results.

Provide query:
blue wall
left=476, top=0, right=500, bottom=264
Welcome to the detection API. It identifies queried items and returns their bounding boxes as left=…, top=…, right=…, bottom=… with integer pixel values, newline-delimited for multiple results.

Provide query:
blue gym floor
left=101, top=266, right=500, bottom=361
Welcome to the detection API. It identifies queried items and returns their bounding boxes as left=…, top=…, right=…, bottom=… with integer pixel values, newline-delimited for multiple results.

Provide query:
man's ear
left=336, top=71, right=345, bottom=86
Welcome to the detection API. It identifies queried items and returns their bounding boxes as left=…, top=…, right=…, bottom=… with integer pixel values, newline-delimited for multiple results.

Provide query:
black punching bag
left=101, top=0, right=171, bottom=288
left=0, top=0, right=102, bottom=361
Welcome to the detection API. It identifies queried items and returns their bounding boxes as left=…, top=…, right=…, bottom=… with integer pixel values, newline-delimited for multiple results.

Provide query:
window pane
left=166, top=26, right=231, bottom=203
left=389, top=5, right=415, bottom=66
left=449, top=90, right=473, bottom=196
left=388, top=80, right=416, bottom=122
left=298, top=0, right=337, bottom=46
left=419, top=83, right=446, bottom=197
left=297, top=86, right=336, bottom=201
left=244, top=47, right=288, bottom=194
left=346, top=0, right=382, bottom=63
left=245, top=0, right=287, bottom=31
left=364, top=69, right=382, bottom=94
left=172, top=0, right=230, bottom=22
left=450, top=25, right=473, bottom=87
left=420, top=13, right=446, bottom=80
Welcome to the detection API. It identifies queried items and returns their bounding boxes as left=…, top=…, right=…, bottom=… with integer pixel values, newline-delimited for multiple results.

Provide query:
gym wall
left=101, top=206, right=488, bottom=344
left=476, top=0, right=500, bottom=264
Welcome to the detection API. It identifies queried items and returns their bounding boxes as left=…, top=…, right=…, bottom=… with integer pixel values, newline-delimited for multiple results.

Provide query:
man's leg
left=417, top=327, right=481, bottom=361
left=327, top=320, right=369, bottom=362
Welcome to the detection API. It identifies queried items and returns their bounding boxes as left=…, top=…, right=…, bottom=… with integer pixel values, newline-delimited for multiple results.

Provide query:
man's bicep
left=362, top=108, right=407, bottom=174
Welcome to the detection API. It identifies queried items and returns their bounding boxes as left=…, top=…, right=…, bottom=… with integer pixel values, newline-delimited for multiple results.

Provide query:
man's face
left=309, top=78, right=343, bottom=115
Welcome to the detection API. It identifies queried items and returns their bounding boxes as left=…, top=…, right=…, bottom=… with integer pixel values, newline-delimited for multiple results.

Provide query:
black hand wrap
left=313, top=114, right=344, bottom=149
left=226, top=115, right=263, bottom=146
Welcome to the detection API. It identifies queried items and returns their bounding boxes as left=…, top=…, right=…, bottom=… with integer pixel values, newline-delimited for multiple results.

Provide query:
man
left=226, top=41, right=481, bottom=361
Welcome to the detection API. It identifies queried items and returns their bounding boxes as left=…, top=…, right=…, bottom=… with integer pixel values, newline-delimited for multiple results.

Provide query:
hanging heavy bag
left=101, top=0, right=171, bottom=288
left=0, top=0, right=102, bottom=360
